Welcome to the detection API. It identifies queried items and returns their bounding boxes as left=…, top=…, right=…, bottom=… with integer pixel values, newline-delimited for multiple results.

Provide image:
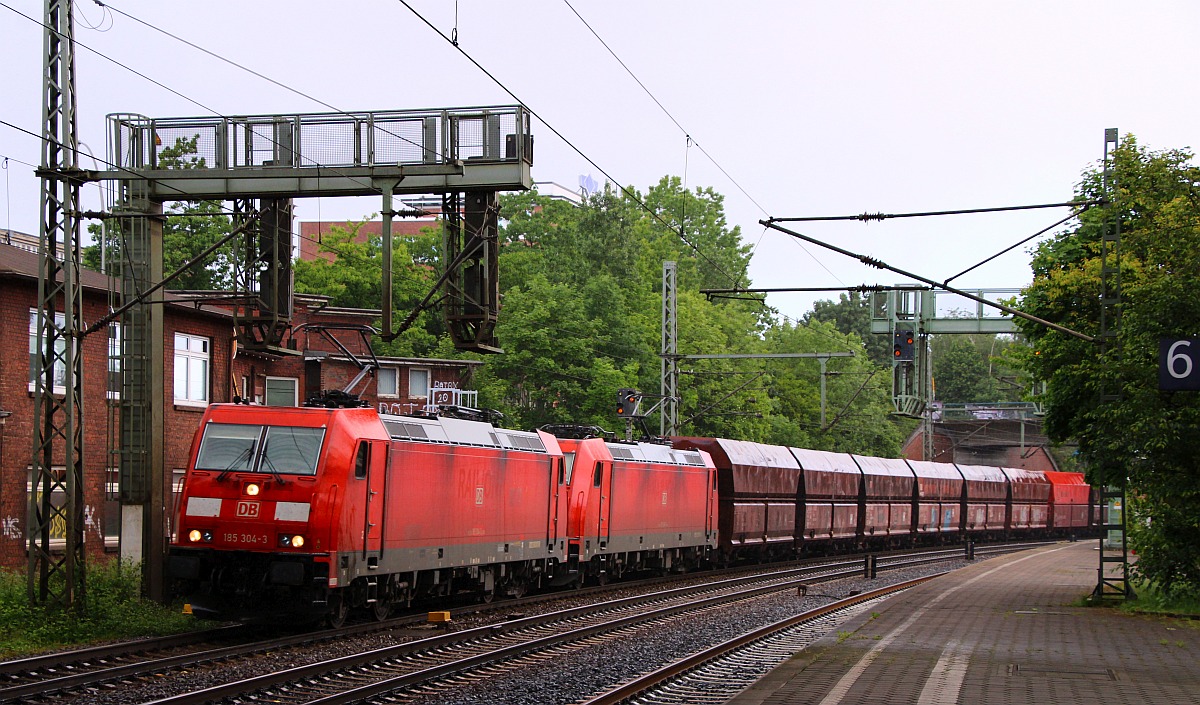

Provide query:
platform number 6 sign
left=1160, top=339, right=1200, bottom=391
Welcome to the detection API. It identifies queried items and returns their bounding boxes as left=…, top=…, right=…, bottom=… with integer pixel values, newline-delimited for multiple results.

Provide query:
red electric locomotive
left=169, top=403, right=568, bottom=624
left=553, top=431, right=717, bottom=584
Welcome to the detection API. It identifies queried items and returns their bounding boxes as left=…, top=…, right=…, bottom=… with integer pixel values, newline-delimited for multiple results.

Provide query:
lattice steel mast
left=661, top=261, right=678, bottom=436
left=1094, top=128, right=1134, bottom=601
left=30, top=0, right=86, bottom=610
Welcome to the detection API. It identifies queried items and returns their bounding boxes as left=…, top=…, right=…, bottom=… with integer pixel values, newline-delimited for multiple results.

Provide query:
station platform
left=728, top=541, right=1200, bottom=705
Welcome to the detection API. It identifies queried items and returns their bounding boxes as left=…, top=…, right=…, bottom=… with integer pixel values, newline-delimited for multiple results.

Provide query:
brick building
left=0, top=242, right=480, bottom=570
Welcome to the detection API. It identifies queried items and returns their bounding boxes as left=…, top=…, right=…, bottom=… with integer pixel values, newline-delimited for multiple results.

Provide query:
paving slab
left=728, top=542, right=1200, bottom=705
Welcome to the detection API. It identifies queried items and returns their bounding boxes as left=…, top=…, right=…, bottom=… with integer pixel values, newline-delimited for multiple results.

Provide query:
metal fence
left=107, top=105, right=532, bottom=172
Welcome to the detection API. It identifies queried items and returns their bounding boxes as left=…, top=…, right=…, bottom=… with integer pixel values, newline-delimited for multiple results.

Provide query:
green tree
left=85, top=136, right=239, bottom=290
left=487, top=179, right=904, bottom=451
left=803, top=291, right=891, bottom=364
left=1016, top=136, right=1200, bottom=597
left=292, top=219, right=444, bottom=356
left=933, top=339, right=999, bottom=403
left=761, top=318, right=905, bottom=455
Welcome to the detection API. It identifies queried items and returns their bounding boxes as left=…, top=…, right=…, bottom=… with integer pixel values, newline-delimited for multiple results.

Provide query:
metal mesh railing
left=107, top=105, right=531, bottom=172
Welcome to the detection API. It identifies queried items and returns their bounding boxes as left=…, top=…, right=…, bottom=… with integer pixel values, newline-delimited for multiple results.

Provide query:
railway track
left=0, top=542, right=1044, bottom=704
left=147, top=568, right=829, bottom=704
left=142, top=564, right=839, bottom=704
left=578, top=576, right=934, bottom=705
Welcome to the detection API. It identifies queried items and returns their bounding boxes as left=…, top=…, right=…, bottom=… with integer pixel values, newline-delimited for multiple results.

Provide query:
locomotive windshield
left=196, top=423, right=325, bottom=476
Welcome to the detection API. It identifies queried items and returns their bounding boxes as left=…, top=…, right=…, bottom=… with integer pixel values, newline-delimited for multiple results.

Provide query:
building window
left=108, top=323, right=121, bottom=398
left=103, top=467, right=120, bottom=549
left=264, top=377, right=298, bottom=406
left=28, top=309, right=66, bottom=392
left=409, top=368, right=430, bottom=398
left=174, top=333, right=210, bottom=405
left=377, top=367, right=399, bottom=397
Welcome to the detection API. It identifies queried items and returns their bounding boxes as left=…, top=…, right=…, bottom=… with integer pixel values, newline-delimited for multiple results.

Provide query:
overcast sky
left=1, top=1, right=1196, bottom=322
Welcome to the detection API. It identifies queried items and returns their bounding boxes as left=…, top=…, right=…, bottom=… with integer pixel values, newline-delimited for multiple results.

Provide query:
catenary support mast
left=30, top=0, right=86, bottom=610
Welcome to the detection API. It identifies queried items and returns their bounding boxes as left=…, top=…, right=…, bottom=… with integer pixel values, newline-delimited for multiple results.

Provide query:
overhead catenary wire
left=22, top=0, right=753, bottom=325
left=559, top=0, right=845, bottom=289
left=2, top=1, right=420, bottom=205
left=22, top=3, right=854, bottom=361
left=761, top=218, right=1096, bottom=343
left=941, top=210, right=1084, bottom=287
left=9, top=3, right=884, bottom=434
left=393, top=0, right=743, bottom=290
left=560, top=0, right=771, bottom=220
left=767, top=199, right=1104, bottom=223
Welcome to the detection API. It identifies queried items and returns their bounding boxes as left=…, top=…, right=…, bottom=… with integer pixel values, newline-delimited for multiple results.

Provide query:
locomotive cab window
left=354, top=442, right=369, bottom=479
left=562, top=453, right=575, bottom=484
left=195, top=424, right=259, bottom=471
left=195, top=423, right=325, bottom=476
left=592, top=462, right=604, bottom=488
left=261, top=427, right=324, bottom=475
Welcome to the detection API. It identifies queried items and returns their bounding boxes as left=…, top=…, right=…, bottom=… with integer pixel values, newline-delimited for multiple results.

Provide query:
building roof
left=0, top=242, right=115, bottom=291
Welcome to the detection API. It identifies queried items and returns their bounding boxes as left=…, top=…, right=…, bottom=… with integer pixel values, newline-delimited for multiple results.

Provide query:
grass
left=0, top=560, right=203, bottom=658
left=1121, top=582, right=1200, bottom=619
left=1075, top=582, right=1200, bottom=623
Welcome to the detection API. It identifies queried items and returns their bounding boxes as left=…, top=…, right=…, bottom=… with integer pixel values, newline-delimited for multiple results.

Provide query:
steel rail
left=578, top=574, right=942, bottom=705
left=142, top=569, right=855, bottom=705
left=283, top=575, right=839, bottom=705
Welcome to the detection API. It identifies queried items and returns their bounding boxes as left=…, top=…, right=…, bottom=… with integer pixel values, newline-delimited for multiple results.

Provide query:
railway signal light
left=894, top=330, right=916, bottom=362
left=617, top=388, right=639, bottom=417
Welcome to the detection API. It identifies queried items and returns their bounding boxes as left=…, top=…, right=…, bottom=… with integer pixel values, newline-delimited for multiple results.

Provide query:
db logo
left=236, top=501, right=261, bottom=518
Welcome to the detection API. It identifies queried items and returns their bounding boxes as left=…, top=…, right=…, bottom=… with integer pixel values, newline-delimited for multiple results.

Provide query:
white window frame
left=409, top=368, right=430, bottom=398
left=107, top=322, right=122, bottom=400
left=173, top=333, right=210, bottom=406
left=377, top=367, right=399, bottom=397
left=28, top=309, right=66, bottom=394
left=264, top=376, right=299, bottom=406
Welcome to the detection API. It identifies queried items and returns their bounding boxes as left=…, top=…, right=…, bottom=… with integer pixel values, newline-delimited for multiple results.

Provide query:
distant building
left=1, top=228, right=39, bottom=252
left=299, top=209, right=440, bottom=263
left=298, top=182, right=585, bottom=262
left=902, top=403, right=1059, bottom=472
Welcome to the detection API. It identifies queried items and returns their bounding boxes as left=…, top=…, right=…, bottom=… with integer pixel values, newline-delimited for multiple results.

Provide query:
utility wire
left=559, top=0, right=847, bottom=290
left=768, top=199, right=1103, bottom=223
left=0, top=116, right=196, bottom=204
left=97, top=0, right=417, bottom=158
left=394, top=0, right=742, bottom=290
left=0, top=151, right=39, bottom=169
left=561, top=0, right=772, bottom=220
left=761, top=218, right=1096, bottom=343
left=2, top=2, right=393, bottom=201
left=942, top=210, right=1083, bottom=287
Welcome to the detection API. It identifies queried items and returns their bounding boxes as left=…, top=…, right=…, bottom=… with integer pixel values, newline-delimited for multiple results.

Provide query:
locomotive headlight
left=189, top=529, right=202, bottom=542
left=245, top=483, right=261, bottom=496
left=290, top=535, right=305, bottom=548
